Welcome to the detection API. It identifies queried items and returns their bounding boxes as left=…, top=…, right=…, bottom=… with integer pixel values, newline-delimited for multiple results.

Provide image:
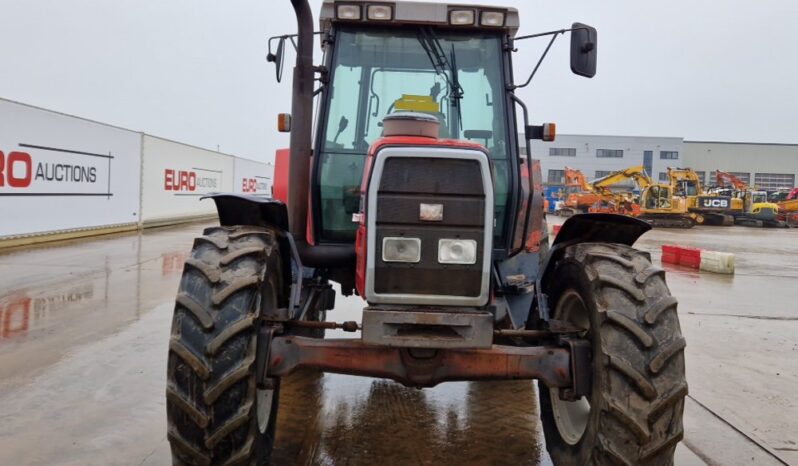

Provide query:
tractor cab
left=312, top=15, right=515, bottom=244
left=268, top=1, right=596, bottom=265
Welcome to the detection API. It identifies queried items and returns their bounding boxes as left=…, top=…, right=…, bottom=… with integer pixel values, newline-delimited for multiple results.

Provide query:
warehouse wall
left=525, top=134, right=684, bottom=186
left=0, top=98, right=274, bottom=245
left=683, top=141, right=798, bottom=190
left=0, top=99, right=142, bottom=238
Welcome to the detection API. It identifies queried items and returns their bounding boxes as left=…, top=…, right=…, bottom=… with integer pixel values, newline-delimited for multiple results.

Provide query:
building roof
left=685, top=140, right=798, bottom=148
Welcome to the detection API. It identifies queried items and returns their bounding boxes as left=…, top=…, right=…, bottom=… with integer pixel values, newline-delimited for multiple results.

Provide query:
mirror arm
left=267, top=31, right=323, bottom=57
left=514, top=26, right=590, bottom=42
left=510, top=26, right=595, bottom=90
left=511, top=32, right=562, bottom=90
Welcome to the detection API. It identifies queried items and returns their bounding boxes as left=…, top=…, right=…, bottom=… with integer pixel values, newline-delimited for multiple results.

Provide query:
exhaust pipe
left=287, top=0, right=356, bottom=268
left=288, top=0, right=314, bottom=238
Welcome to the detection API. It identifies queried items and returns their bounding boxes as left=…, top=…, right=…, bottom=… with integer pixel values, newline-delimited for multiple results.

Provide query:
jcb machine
left=670, top=168, right=735, bottom=226
left=638, top=176, right=696, bottom=228
left=165, top=2, right=686, bottom=465
left=637, top=167, right=732, bottom=228
left=714, top=170, right=782, bottom=227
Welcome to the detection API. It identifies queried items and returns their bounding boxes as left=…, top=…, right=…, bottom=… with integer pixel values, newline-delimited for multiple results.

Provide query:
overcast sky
left=1, top=0, right=796, bottom=162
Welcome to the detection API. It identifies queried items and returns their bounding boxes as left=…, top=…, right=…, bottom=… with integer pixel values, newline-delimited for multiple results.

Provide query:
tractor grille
left=373, top=156, right=486, bottom=298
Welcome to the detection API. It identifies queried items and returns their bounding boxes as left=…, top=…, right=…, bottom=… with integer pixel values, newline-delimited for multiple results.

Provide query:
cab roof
left=320, top=1, right=520, bottom=38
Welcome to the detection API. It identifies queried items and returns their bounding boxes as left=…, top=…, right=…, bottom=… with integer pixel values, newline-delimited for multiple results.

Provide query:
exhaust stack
left=287, top=0, right=314, bottom=238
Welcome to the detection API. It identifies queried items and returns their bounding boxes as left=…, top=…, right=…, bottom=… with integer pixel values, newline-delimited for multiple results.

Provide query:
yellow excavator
left=586, top=165, right=698, bottom=228
left=587, top=165, right=651, bottom=216
left=665, top=168, right=737, bottom=225
left=634, top=168, right=698, bottom=228
left=713, top=170, right=782, bottom=227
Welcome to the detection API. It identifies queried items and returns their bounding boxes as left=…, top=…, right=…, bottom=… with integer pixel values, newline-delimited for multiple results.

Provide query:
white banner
left=234, top=157, right=273, bottom=195
left=0, top=99, right=142, bottom=237
left=140, top=136, right=234, bottom=223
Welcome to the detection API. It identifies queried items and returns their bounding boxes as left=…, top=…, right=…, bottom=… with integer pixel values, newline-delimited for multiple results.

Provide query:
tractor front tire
left=166, top=226, right=285, bottom=466
left=540, top=243, right=687, bottom=466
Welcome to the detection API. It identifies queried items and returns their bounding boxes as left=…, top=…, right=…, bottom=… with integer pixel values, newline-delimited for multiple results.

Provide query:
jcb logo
left=0, top=151, right=33, bottom=188
left=701, top=198, right=729, bottom=208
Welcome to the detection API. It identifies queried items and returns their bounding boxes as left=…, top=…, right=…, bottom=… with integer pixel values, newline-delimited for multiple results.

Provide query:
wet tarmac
left=0, top=220, right=795, bottom=465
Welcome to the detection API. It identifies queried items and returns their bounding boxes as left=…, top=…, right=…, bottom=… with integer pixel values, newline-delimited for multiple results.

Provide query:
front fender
left=201, top=193, right=289, bottom=231
left=534, top=214, right=651, bottom=322
left=203, top=193, right=302, bottom=312
left=551, top=213, right=651, bottom=247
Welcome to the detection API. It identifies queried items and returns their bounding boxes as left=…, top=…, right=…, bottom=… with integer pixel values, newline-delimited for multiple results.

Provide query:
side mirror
left=570, top=22, right=597, bottom=78
left=267, top=37, right=286, bottom=83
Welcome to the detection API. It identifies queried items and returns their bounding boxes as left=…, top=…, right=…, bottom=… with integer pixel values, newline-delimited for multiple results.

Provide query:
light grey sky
left=1, top=0, right=796, bottom=162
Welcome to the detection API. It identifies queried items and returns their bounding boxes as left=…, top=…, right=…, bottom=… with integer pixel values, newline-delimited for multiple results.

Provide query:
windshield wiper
left=417, top=28, right=463, bottom=131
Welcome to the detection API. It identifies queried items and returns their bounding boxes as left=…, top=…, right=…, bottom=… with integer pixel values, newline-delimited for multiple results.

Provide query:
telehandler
left=165, top=2, right=686, bottom=465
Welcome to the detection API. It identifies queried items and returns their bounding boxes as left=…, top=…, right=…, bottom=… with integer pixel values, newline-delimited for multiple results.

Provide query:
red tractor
left=166, top=2, right=686, bottom=465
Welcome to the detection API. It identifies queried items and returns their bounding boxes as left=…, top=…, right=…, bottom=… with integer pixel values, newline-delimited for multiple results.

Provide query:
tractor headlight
left=367, top=5, right=393, bottom=21
left=438, top=239, right=477, bottom=265
left=382, top=237, right=421, bottom=263
left=449, top=9, right=476, bottom=25
left=480, top=11, right=505, bottom=27
left=336, top=4, right=362, bottom=20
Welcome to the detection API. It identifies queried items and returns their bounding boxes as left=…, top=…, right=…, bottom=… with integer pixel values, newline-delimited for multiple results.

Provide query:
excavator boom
left=591, top=165, right=652, bottom=191
left=715, top=170, right=748, bottom=191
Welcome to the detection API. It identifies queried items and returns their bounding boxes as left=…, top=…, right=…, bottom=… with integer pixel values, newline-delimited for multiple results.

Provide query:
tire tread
left=167, top=226, right=281, bottom=465
left=543, top=243, right=687, bottom=466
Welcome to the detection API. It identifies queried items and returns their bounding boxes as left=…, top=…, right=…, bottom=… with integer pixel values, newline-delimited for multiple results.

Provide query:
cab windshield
left=316, top=27, right=510, bottom=242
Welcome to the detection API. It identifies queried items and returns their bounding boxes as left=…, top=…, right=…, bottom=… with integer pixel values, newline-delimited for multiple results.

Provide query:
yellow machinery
left=639, top=181, right=697, bottom=228
left=714, top=170, right=782, bottom=227
left=587, top=165, right=651, bottom=216
left=593, top=166, right=698, bottom=228
left=667, top=168, right=736, bottom=225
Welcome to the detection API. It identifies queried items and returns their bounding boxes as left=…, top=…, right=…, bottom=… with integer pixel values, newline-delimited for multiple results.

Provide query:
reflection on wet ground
left=275, top=371, right=549, bottom=466
left=0, top=222, right=554, bottom=466
left=0, top=224, right=197, bottom=388
left=0, top=220, right=795, bottom=464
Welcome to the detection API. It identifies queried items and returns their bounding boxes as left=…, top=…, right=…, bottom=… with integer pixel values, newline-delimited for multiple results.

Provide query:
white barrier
left=140, top=135, right=235, bottom=225
left=234, top=157, right=273, bottom=195
left=0, top=99, right=142, bottom=238
left=699, top=250, right=735, bottom=274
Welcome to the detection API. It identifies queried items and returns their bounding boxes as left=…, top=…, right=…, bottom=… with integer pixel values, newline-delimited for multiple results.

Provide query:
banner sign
left=234, top=157, right=273, bottom=195
left=0, top=100, right=141, bottom=237
left=140, top=136, right=234, bottom=222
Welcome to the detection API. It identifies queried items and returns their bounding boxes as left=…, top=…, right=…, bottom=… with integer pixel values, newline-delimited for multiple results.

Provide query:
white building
left=523, top=133, right=798, bottom=191
left=524, top=134, right=684, bottom=186
left=683, top=141, right=798, bottom=190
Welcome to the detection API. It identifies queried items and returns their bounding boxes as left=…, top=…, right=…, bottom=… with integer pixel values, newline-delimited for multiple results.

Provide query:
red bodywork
left=274, top=147, right=315, bottom=244
left=354, top=136, right=487, bottom=298
left=273, top=148, right=290, bottom=204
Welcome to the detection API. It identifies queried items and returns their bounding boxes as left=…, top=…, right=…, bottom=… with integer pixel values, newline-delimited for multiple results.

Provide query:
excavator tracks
left=638, top=215, right=696, bottom=229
